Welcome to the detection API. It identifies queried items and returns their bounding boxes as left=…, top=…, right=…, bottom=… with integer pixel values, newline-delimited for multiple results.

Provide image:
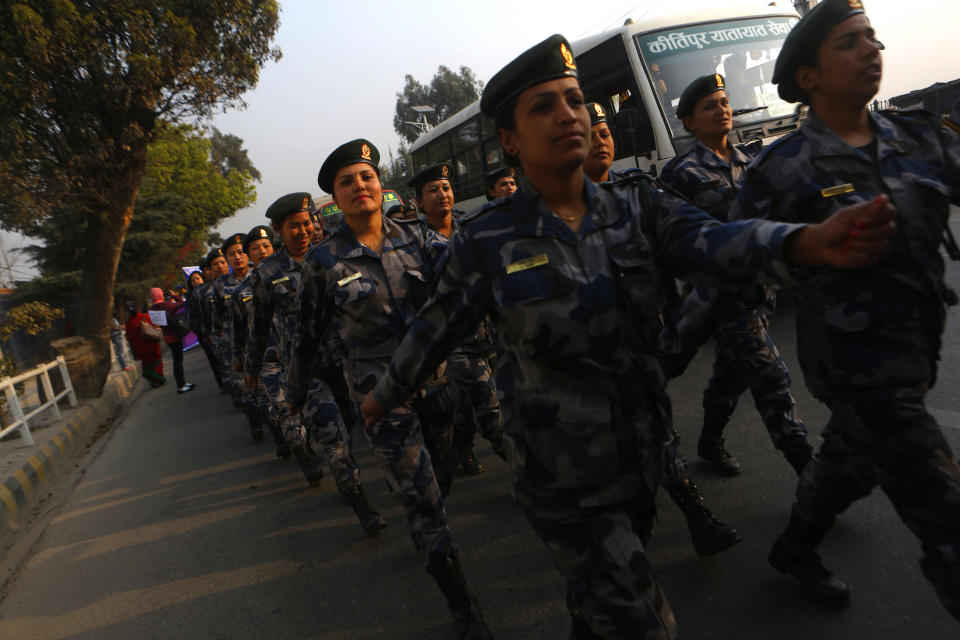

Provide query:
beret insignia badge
left=561, top=43, right=576, bottom=70
left=361, top=143, right=371, bottom=160
left=441, top=165, right=449, bottom=178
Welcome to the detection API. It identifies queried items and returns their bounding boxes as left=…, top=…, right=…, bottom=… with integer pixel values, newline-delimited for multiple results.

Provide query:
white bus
left=409, top=4, right=802, bottom=212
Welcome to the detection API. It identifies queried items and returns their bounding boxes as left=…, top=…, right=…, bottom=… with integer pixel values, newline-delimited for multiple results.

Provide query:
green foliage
left=19, top=122, right=258, bottom=306
left=0, top=0, right=281, bottom=231
left=0, top=301, right=64, bottom=343
left=394, top=66, right=483, bottom=144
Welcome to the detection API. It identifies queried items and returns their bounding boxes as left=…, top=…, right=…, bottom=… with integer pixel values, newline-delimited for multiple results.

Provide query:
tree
left=18, top=122, right=258, bottom=315
left=394, top=66, right=483, bottom=144
left=0, top=1, right=280, bottom=395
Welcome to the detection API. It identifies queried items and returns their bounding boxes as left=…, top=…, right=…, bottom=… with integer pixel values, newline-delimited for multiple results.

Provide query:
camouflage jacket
left=425, top=215, right=493, bottom=356
left=245, top=247, right=306, bottom=376
left=730, top=109, right=960, bottom=397
left=218, top=270, right=251, bottom=360
left=200, top=281, right=220, bottom=340
left=659, top=139, right=760, bottom=221
left=230, top=272, right=256, bottom=367
left=372, top=174, right=803, bottom=497
left=286, top=215, right=448, bottom=407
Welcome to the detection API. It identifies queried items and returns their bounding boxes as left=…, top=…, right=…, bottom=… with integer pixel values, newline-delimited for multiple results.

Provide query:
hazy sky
left=207, top=0, right=960, bottom=237
left=4, top=0, right=959, bottom=280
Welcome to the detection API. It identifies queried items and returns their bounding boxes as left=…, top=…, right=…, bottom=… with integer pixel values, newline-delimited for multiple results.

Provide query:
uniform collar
left=332, top=214, right=415, bottom=259
left=512, top=174, right=617, bottom=240
left=692, top=139, right=753, bottom=168
left=804, top=110, right=915, bottom=161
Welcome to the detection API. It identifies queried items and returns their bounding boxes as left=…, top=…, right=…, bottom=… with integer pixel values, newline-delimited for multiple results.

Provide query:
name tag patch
left=271, top=276, right=290, bottom=286
left=506, top=253, right=549, bottom=275
left=337, top=272, right=362, bottom=287
left=820, top=183, right=855, bottom=198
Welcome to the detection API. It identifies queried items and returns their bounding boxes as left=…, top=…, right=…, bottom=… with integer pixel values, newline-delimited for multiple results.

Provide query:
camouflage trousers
left=702, top=304, right=807, bottom=448
left=302, top=371, right=360, bottom=492
left=261, top=359, right=360, bottom=492
left=521, top=497, right=677, bottom=639
left=446, top=352, right=505, bottom=456
left=411, top=383, right=457, bottom=498
left=795, top=396, right=960, bottom=621
left=353, top=365, right=457, bottom=563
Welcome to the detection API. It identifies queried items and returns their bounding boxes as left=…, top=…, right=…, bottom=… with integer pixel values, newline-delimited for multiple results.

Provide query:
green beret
left=585, top=102, right=607, bottom=126
left=266, top=192, right=314, bottom=226
left=221, top=233, right=246, bottom=254
left=773, top=0, right=867, bottom=103
left=205, top=248, right=225, bottom=264
left=244, top=225, right=273, bottom=251
left=408, top=163, right=453, bottom=192
left=677, top=74, right=727, bottom=119
left=317, top=139, right=380, bottom=194
left=480, top=34, right=579, bottom=117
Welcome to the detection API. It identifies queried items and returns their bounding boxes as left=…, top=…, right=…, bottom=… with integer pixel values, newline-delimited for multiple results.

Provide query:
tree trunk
left=77, top=150, right=147, bottom=397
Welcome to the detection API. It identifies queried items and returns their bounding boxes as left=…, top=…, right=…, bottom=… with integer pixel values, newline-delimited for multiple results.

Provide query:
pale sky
left=4, top=0, right=959, bottom=280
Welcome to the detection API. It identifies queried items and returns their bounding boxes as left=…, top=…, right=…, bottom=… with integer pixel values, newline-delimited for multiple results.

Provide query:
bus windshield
left=635, top=15, right=799, bottom=139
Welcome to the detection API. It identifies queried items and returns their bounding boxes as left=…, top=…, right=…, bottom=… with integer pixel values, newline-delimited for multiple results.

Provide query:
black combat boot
left=426, top=552, right=494, bottom=640
left=261, top=409, right=290, bottom=458
left=666, top=477, right=742, bottom=556
left=697, top=434, right=741, bottom=476
left=291, top=444, right=324, bottom=487
left=244, top=409, right=264, bottom=442
left=457, top=446, right=484, bottom=476
left=781, top=440, right=813, bottom=476
left=768, top=508, right=849, bottom=607
left=341, top=484, right=387, bottom=535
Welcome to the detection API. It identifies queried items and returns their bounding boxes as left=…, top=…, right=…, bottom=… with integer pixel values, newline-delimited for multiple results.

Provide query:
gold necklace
left=555, top=211, right=587, bottom=222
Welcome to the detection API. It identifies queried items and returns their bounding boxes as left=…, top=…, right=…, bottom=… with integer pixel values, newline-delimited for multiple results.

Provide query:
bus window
left=634, top=15, right=799, bottom=139
left=453, top=146, right=484, bottom=199
left=577, top=35, right=656, bottom=159
left=452, top=118, right=480, bottom=154
left=426, top=136, right=450, bottom=166
left=411, top=148, right=429, bottom=174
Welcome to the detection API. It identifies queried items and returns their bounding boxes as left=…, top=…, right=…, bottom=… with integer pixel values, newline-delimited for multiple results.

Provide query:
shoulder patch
left=461, top=195, right=515, bottom=224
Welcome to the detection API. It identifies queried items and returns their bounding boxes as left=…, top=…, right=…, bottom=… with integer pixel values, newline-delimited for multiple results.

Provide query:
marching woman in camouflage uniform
left=285, top=142, right=491, bottom=639
left=362, top=34, right=896, bottom=639
left=730, top=0, right=960, bottom=618
left=583, top=99, right=743, bottom=558
left=658, top=76, right=812, bottom=478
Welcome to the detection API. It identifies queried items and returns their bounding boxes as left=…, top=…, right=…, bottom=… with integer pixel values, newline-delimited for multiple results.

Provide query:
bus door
left=576, top=35, right=659, bottom=174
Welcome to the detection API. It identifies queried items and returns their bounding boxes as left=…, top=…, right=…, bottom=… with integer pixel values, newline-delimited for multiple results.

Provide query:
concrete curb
left=0, top=366, right=147, bottom=534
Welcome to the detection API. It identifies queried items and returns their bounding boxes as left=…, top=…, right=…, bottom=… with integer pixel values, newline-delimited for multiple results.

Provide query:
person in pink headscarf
left=149, top=287, right=194, bottom=394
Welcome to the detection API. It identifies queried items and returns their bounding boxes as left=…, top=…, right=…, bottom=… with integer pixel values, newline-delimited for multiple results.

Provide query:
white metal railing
left=0, top=355, right=77, bottom=445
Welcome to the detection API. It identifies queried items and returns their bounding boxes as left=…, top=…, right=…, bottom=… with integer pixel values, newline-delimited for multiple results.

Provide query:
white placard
left=148, top=310, right=167, bottom=326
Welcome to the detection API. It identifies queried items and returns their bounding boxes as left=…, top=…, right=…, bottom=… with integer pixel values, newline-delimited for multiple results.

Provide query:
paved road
left=1, top=226, right=959, bottom=638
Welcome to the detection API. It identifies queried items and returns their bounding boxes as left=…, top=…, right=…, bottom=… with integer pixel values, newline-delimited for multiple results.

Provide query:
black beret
left=266, top=192, right=314, bottom=226
left=244, top=225, right=273, bottom=250
left=677, top=74, right=727, bottom=119
left=317, top=139, right=380, bottom=194
left=205, top=248, right=225, bottom=264
left=485, top=167, right=516, bottom=188
left=480, top=34, right=579, bottom=117
left=221, top=233, right=246, bottom=254
left=408, top=163, right=453, bottom=191
left=773, top=0, right=867, bottom=103
left=585, top=102, right=607, bottom=126
left=403, top=202, right=417, bottom=213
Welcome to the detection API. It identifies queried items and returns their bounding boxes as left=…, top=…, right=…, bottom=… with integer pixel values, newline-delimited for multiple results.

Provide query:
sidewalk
left=0, top=360, right=147, bottom=535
